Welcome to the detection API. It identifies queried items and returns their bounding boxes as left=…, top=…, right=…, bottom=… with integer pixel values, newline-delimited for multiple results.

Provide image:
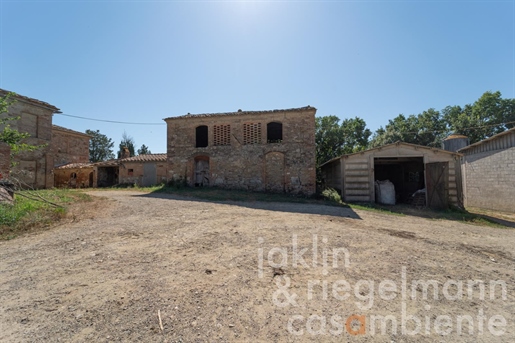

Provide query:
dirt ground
left=0, top=190, right=514, bottom=342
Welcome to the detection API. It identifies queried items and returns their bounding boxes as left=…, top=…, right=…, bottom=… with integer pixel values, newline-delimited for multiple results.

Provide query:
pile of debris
left=0, top=180, right=14, bottom=206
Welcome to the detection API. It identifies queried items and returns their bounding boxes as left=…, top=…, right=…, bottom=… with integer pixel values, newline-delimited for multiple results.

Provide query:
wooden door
left=194, top=158, right=209, bottom=186
left=426, top=162, right=449, bottom=209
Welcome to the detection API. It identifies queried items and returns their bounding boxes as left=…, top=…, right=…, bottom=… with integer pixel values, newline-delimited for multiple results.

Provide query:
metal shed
left=320, top=142, right=463, bottom=209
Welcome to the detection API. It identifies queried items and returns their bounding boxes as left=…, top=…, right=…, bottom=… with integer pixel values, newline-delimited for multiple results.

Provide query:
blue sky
left=1, top=0, right=513, bottom=154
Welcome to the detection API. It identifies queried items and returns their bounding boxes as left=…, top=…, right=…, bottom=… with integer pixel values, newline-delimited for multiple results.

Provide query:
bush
left=321, top=188, right=342, bottom=204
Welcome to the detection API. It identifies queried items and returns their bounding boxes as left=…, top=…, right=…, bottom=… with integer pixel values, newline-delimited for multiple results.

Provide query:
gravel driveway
left=1, top=190, right=514, bottom=342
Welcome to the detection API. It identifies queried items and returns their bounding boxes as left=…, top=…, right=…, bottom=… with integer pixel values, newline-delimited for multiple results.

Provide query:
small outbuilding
left=458, top=128, right=515, bottom=213
left=320, top=142, right=463, bottom=209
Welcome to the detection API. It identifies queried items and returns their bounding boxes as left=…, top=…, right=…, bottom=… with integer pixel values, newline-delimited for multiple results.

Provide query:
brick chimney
left=121, top=146, right=130, bottom=159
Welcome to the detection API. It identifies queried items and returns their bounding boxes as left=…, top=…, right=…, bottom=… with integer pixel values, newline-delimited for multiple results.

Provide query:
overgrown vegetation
left=0, top=189, right=91, bottom=240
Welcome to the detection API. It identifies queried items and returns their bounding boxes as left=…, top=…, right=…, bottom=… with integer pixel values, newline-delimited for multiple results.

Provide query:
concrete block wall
left=165, top=107, right=317, bottom=195
left=462, top=147, right=515, bottom=213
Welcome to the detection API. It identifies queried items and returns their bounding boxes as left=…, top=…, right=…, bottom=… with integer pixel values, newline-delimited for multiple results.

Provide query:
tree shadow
left=133, top=189, right=362, bottom=220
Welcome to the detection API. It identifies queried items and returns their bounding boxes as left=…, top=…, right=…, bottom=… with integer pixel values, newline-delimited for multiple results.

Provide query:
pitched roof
left=457, top=127, right=515, bottom=153
left=52, top=125, right=91, bottom=138
left=320, top=141, right=461, bottom=167
left=0, top=88, right=60, bottom=113
left=90, top=154, right=167, bottom=167
left=120, top=153, right=167, bottom=163
left=55, top=162, right=93, bottom=169
left=163, top=106, right=316, bottom=121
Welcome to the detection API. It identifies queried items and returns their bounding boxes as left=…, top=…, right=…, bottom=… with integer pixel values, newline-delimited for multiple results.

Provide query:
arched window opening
left=267, top=122, right=283, bottom=143
left=70, top=172, right=77, bottom=180
left=196, top=125, right=208, bottom=148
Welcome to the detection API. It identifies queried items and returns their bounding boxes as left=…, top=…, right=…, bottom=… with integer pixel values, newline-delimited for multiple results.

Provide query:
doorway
left=194, top=156, right=209, bottom=186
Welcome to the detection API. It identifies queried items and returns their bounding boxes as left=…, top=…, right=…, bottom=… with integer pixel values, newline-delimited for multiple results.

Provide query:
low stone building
left=51, top=125, right=90, bottom=167
left=0, top=89, right=60, bottom=189
left=118, top=154, right=168, bottom=186
left=55, top=153, right=168, bottom=188
left=51, top=125, right=91, bottom=188
left=164, top=106, right=317, bottom=195
left=458, top=128, right=515, bottom=213
left=54, top=163, right=94, bottom=188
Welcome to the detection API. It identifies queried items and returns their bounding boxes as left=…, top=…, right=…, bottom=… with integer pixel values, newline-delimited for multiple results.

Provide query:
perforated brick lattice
left=213, top=124, right=231, bottom=146
left=243, top=123, right=261, bottom=145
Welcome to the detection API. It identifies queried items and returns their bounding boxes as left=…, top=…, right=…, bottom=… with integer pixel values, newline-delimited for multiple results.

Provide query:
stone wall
left=0, top=142, right=10, bottom=180
left=51, top=127, right=90, bottom=166
left=54, top=167, right=94, bottom=188
left=2, top=100, right=55, bottom=189
left=119, top=161, right=168, bottom=186
left=462, top=146, right=515, bottom=213
left=165, top=107, right=317, bottom=195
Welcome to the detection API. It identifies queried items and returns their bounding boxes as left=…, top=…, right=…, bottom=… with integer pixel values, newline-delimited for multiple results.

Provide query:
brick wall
left=463, top=146, right=515, bottom=213
left=0, top=142, right=10, bottom=180
left=165, top=107, right=317, bottom=195
left=51, top=128, right=90, bottom=166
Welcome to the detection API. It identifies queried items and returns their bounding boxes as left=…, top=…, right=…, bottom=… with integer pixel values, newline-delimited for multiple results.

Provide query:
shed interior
left=97, top=167, right=118, bottom=187
left=374, top=157, right=425, bottom=204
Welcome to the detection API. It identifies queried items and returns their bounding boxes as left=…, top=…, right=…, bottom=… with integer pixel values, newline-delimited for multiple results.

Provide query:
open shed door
left=425, top=162, right=449, bottom=209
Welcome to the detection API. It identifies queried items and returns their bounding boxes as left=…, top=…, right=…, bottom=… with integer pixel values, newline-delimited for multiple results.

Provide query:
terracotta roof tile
left=163, top=106, right=316, bottom=121
left=120, top=154, right=167, bottom=163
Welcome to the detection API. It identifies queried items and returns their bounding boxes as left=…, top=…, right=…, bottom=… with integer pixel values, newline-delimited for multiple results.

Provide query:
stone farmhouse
left=164, top=106, right=317, bottom=195
left=1, top=89, right=92, bottom=189
left=0, top=89, right=61, bottom=188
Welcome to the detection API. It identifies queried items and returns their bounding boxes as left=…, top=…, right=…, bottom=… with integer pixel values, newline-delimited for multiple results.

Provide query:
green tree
left=315, top=115, right=371, bottom=166
left=86, top=129, right=115, bottom=162
left=0, top=93, right=41, bottom=164
left=370, top=109, right=446, bottom=148
left=443, top=91, right=513, bottom=144
left=137, top=144, right=151, bottom=155
left=117, top=131, right=136, bottom=158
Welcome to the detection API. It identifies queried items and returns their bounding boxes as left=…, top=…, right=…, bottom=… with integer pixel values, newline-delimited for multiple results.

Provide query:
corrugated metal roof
left=163, top=106, right=316, bottom=121
left=0, top=88, right=60, bottom=113
left=457, top=127, right=515, bottom=153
